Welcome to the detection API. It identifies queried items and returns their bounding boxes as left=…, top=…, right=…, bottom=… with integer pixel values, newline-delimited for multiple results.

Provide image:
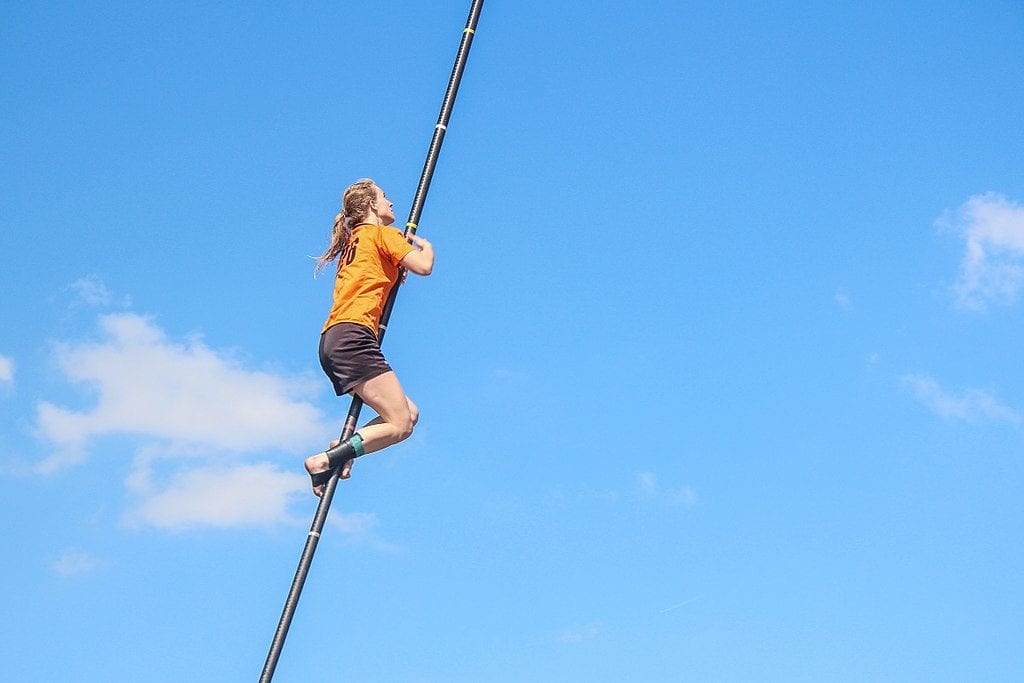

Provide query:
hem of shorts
left=339, top=367, right=392, bottom=396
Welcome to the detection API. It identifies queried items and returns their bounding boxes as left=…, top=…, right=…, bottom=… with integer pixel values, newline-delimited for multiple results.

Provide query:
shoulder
left=362, top=224, right=398, bottom=239
left=356, top=224, right=393, bottom=248
left=375, top=225, right=415, bottom=263
left=376, top=225, right=411, bottom=246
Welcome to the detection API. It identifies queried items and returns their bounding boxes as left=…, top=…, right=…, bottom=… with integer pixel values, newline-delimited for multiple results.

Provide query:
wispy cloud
left=0, top=354, right=13, bottom=385
left=636, top=472, right=697, bottom=507
left=331, top=511, right=379, bottom=535
left=556, top=620, right=603, bottom=644
left=939, top=192, right=1024, bottom=310
left=329, top=511, right=401, bottom=552
left=34, top=313, right=329, bottom=472
left=660, top=596, right=700, bottom=614
left=901, top=374, right=1022, bottom=424
left=53, top=549, right=100, bottom=576
left=67, top=275, right=131, bottom=308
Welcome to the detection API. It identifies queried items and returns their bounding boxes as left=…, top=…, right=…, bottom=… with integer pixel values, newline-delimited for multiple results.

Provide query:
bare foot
left=304, top=452, right=330, bottom=497
left=304, top=440, right=352, bottom=497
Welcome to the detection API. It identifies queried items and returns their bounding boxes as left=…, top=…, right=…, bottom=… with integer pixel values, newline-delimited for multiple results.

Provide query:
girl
left=305, top=178, right=434, bottom=496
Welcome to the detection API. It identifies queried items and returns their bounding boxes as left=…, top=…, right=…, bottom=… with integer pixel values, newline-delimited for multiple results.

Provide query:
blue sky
left=3, top=1, right=1024, bottom=680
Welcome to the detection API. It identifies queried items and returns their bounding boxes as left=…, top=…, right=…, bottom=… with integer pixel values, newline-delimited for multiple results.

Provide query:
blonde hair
left=314, top=178, right=377, bottom=276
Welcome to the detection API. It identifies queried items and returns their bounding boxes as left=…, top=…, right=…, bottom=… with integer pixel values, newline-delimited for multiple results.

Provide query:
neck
left=359, top=212, right=384, bottom=227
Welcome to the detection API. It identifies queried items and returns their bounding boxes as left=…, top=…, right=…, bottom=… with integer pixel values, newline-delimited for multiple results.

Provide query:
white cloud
left=66, top=275, right=132, bottom=308
left=116, top=445, right=392, bottom=536
left=901, top=374, right=1022, bottom=424
left=21, top=310, right=412, bottom=535
left=34, top=313, right=330, bottom=472
left=124, top=463, right=307, bottom=530
left=939, top=192, right=1024, bottom=309
left=25, top=311, right=354, bottom=531
left=0, top=354, right=13, bottom=385
left=68, top=275, right=115, bottom=306
left=637, top=472, right=697, bottom=507
left=53, top=549, right=100, bottom=576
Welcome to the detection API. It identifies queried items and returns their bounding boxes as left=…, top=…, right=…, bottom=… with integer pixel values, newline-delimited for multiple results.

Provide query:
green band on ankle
left=351, top=433, right=365, bottom=458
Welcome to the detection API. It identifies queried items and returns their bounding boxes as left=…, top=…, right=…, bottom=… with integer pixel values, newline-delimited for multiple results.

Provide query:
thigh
left=353, top=371, right=412, bottom=424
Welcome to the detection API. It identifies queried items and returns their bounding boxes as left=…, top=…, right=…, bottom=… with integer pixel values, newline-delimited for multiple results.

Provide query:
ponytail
left=314, top=178, right=376, bottom=276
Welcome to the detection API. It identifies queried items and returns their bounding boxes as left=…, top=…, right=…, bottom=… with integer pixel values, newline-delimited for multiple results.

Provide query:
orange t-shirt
left=322, top=223, right=415, bottom=335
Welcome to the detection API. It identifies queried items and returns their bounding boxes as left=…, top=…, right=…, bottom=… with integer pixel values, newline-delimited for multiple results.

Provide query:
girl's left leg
left=305, top=372, right=419, bottom=496
left=316, top=395, right=418, bottom=476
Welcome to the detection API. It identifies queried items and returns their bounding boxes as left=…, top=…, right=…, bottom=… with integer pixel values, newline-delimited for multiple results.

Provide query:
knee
left=392, top=402, right=415, bottom=442
left=394, top=415, right=414, bottom=442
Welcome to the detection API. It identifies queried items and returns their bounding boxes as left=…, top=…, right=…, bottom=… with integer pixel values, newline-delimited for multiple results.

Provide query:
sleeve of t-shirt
left=376, top=226, right=416, bottom=266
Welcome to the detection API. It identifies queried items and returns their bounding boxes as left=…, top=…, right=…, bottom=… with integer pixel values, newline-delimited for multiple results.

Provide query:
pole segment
left=260, top=3, right=483, bottom=680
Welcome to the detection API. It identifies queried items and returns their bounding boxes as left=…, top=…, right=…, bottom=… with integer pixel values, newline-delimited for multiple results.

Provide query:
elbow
left=402, top=254, right=433, bottom=276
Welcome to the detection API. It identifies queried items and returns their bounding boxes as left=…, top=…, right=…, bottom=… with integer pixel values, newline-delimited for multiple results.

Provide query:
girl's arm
left=401, top=234, right=434, bottom=275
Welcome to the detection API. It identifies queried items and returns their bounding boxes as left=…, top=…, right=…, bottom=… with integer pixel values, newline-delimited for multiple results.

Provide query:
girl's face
left=372, top=185, right=395, bottom=226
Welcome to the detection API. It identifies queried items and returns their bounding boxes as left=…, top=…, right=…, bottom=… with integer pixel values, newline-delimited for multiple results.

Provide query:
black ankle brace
left=325, top=441, right=355, bottom=469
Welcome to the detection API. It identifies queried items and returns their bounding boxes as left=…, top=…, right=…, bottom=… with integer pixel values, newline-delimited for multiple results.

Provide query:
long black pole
left=260, top=3, right=483, bottom=680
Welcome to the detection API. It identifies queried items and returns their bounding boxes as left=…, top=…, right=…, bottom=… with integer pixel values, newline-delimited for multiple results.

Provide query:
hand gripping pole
left=260, top=3, right=484, bottom=680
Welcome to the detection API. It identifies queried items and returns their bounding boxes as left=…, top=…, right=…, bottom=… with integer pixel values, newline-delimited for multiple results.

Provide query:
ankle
left=325, top=433, right=365, bottom=469
left=325, top=442, right=352, bottom=469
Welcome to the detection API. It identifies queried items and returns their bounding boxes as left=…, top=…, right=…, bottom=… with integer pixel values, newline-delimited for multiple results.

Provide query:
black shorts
left=319, top=322, right=393, bottom=396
